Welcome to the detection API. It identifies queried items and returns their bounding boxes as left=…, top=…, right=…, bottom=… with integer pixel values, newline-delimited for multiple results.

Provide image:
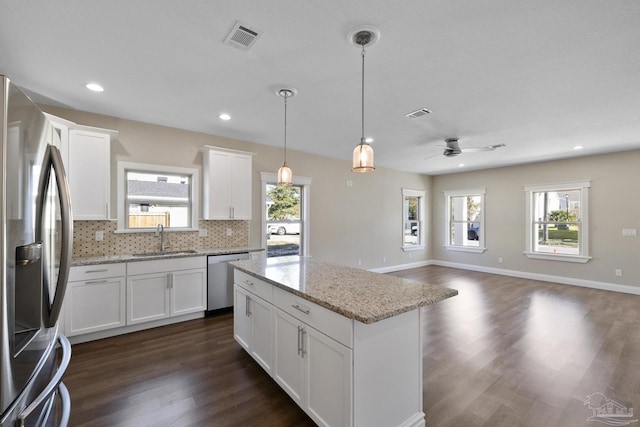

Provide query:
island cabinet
left=127, top=257, right=207, bottom=325
left=234, top=271, right=274, bottom=374
left=233, top=267, right=428, bottom=427
left=200, top=145, right=255, bottom=220
left=64, top=263, right=126, bottom=337
left=272, top=295, right=353, bottom=427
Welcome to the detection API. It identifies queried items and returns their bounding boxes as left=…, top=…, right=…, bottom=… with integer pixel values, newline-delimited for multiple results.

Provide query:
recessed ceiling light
left=219, top=113, right=231, bottom=121
left=364, top=137, right=374, bottom=143
left=573, top=145, right=584, bottom=150
left=85, top=83, right=104, bottom=92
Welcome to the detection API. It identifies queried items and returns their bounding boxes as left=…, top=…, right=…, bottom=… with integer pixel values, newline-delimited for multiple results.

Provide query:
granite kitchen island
left=231, top=256, right=457, bottom=427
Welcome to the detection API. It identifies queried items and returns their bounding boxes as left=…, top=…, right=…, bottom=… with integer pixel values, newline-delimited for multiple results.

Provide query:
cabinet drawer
left=234, top=269, right=273, bottom=303
left=69, top=263, right=126, bottom=281
left=127, top=256, right=206, bottom=276
left=274, top=287, right=353, bottom=348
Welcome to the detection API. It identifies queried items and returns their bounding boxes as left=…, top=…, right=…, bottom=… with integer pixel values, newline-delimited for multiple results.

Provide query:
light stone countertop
left=230, top=256, right=458, bottom=324
left=71, top=247, right=264, bottom=266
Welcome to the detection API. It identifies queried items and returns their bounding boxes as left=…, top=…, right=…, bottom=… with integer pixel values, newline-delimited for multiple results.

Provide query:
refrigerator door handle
left=36, top=144, right=74, bottom=328
left=17, top=335, right=72, bottom=427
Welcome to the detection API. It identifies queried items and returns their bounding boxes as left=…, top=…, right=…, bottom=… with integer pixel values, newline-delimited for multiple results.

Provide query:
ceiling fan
left=428, top=138, right=506, bottom=159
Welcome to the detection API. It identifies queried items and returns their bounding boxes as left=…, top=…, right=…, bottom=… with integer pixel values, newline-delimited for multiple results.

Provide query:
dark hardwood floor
left=64, top=266, right=640, bottom=426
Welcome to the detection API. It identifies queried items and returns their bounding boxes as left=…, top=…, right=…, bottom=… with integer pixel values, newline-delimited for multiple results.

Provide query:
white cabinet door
left=248, top=293, right=273, bottom=373
left=306, top=327, right=352, bottom=427
left=234, top=285, right=251, bottom=351
left=127, top=273, right=171, bottom=324
left=273, top=308, right=305, bottom=407
left=65, top=277, right=126, bottom=336
left=68, top=129, right=111, bottom=219
left=233, top=284, right=274, bottom=374
left=229, top=153, right=252, bottom=220
left=171, top=268, right=206, bottom=316
left=208, top=150, right=232, bottom=219
left=201, top=146, right=253, bottom=220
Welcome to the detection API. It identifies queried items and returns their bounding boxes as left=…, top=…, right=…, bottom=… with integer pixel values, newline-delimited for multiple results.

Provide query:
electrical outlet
left=95, top=230, right=104, bottom=241
left=498, top=257, right=503, bottom=264
left=622, top=228, right=637, bottom=237
left=346, top=180, right=353, bottom=187
left=226, top=228, right=233, bottom=236
left=198, top=228, right=208, bottom=237
left=382, top=256, right=386, bottom=263
left=615, top=269, right=623, bottom=277
left=358, top=259, right=362, bottom=266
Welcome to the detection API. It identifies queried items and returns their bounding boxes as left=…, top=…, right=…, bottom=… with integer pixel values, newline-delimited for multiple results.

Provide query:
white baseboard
left=417, top=260, right=640, bottom=295
left=369, top=260, right=433, bottom=274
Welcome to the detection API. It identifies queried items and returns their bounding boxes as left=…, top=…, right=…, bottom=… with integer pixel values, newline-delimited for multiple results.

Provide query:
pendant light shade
left=352, top=138, right=374, bottom=172
left=350, top=27, right=379, bottom=173
left=276, top=88, right=296, bottom=186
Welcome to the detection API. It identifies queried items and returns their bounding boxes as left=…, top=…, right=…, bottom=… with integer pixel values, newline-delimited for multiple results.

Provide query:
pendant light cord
left=361, top=44, right=366, bottom=143
left=283, top=91, right=288, bottom=164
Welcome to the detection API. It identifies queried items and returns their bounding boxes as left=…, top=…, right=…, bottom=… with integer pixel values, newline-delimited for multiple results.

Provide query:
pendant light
left=351, top=27, right=380, bottom=173
left=277, top=88, right=296, bottom=186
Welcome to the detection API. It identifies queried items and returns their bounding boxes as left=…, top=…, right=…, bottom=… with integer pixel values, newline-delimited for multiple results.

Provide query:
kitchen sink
left=132, top=250, right=199, bottom=257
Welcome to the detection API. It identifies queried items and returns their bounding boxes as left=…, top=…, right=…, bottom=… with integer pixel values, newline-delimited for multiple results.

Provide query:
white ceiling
left=2, top=0, right=640, bottom=175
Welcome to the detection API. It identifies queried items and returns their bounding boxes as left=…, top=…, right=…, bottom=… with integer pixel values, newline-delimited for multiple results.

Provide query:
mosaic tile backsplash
left=73, top=220, right=250, bottom=258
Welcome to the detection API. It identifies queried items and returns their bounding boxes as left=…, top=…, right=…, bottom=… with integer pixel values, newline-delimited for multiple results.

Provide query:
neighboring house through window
left=116, top=162, right=199, bottom=231
left=445, top=189, right=486, bottom=253
left=524, top=180, right=590, bottom=263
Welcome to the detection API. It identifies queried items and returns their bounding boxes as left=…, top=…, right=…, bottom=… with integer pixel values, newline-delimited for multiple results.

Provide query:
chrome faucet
left=155, top=224, right=166, bottom=253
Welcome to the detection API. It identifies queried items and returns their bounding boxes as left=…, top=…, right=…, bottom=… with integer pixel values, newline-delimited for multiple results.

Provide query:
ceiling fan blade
left=461, top=144, right=506, bottom=153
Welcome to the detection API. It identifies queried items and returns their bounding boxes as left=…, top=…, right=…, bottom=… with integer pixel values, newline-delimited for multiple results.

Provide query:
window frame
left=116, top=161, right=199, bottom=233
left=444, top=188, right=487, bottom=253
left=402, top=188, right=426, bottom=252
left=524, top=180, right=591, bottom=263
left=260, top=172, right=311, bottom=257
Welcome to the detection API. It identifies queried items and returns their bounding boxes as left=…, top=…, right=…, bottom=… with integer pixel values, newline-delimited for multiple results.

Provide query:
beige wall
left=42, top=106, right=432, bottom=269
left=432, top=150, right=640, bottom=287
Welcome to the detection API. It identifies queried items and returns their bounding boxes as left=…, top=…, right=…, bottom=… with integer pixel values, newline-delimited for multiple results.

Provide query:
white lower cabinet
left=273, top=306, right=352, bottom=427
left=234, top=285, right=273, bottom=373
left=127, top=257, right=207, bottom=325
left=65, top=263, right=126, bottom=336
left=234, top=269, right=353, bottom=427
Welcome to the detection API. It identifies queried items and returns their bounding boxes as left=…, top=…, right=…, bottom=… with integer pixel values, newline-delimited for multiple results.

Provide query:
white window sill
left=524, top=252, right=591, bottom=263
left=444, top=245, right=487, bottom=254
left=402, top=245, right=425, bottom=252
left=114, top=228, right=200, bottom=234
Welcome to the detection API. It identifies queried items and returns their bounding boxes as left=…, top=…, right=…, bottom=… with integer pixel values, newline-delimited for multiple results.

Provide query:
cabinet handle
left=246, top=295, right=251, bottom=317
left=244, top=279, right=254, bottom=286
left=167, top=273, right=174, bottom=289
left=300, top=327, right=306, bottom=358
left=105, top=202, right=109, bottom=219
left=297, top=326, right=302, bottom=356
left=292, top=304, right=310, bottom=315
left=229, top=206, right=233, bottom=219
left=85, top=269, right=108, bottom=274
left=86, top=279, right=108, bottom=285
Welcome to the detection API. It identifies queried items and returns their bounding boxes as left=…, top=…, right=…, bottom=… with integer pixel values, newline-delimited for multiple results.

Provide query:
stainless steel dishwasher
left=207, top=252, right=251, bottom=311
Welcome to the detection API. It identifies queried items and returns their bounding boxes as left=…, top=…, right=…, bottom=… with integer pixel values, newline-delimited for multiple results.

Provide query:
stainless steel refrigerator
left=0, top=76, right=72, bottom=426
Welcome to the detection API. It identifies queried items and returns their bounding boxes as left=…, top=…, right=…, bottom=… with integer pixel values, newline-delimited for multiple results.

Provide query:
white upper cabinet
left=46, top=113, right=117, bottom=220
left=201, top=145, right=255, bottom=220
left=68, top=129, right=112, bottom=220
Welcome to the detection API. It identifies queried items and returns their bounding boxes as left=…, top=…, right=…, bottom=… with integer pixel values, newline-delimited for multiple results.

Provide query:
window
left=117, top=162, right=199, bottom=232
left=402, top=189, right=425, bottom=251
left=525, top=181, right=590, bottom=263
left=260, top=172, right=311, bottom=257
left=445, top=189, right=486, bottom=253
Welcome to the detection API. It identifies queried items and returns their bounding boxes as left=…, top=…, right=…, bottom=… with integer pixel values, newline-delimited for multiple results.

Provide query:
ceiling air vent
left=404, top=108, right=432, bottom=119
left=224, top=21, right=262, bottom=51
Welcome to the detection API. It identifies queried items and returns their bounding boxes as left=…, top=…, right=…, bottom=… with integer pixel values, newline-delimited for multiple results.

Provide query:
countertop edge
left=71, top=247, right=265, bottom=266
